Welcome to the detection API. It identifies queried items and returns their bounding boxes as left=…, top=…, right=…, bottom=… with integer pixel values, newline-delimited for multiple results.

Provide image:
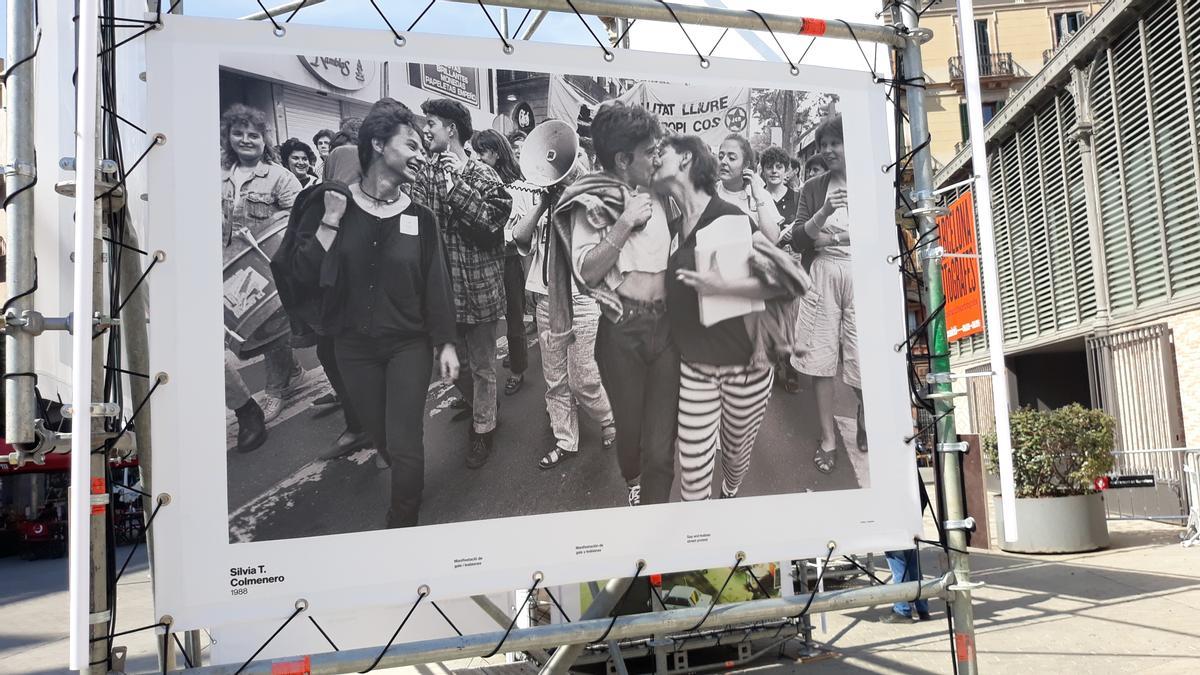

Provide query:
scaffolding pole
left=3, top=0, right=38, bottom=445
left=185, top=575, right=951, bottom=674
left=242, top=0, right=905, bottom=48
left=896, top=3, right=980, bottom=674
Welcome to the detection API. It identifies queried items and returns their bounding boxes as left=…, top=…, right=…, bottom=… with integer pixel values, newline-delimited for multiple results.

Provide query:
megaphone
left=520, top=119, right=580, bottom=188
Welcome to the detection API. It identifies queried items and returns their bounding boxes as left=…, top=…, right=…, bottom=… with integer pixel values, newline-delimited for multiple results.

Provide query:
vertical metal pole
left=69, top=0, right=103, bottom=670
left=541, top=575, right=638, bottom=675
left=88, top=29, right=111, bottom=675
left=954, top=0, right=1018, bottom=541
left=894, top=5, right=979, bottom=674
left=4, top=0, right=38, bottom=445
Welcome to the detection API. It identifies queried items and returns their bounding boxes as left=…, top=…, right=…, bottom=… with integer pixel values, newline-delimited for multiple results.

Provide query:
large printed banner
left=549, top=76, right=753, bottom=148
left=146, top=16, right=919, bottom=632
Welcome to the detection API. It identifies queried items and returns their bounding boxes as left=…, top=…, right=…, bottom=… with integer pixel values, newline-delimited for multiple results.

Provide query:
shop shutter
left=1147, top=1, right=1200, bottom=295
left=995, top=135, right=1021, bottom=343
left=280, top=86, right=343, bottom=151
left=1090, top=47, right=1135, bottom=312
left=1061, top=91, right=1097, bottom=324
left=1113, top=21, right=1166, bottom=305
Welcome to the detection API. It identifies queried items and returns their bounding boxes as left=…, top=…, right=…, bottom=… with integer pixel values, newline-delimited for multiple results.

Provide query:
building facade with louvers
left=936, top=0, right=1199, bottom=452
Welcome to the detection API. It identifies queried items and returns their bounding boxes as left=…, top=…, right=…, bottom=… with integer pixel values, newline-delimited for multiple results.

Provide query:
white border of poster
left=146, top=15, right=920, bottom=630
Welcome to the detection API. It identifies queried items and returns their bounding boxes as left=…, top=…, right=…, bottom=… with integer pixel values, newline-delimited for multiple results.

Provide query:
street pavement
left=226, top=319, right=867, bottom=543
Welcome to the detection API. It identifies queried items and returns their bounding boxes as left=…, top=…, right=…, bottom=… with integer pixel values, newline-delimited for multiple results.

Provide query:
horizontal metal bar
left=1110, top=449, right=1200, bottom=455
left=241, top=0, right=907, bottom=48
left=185, top=575, right=951, bottom=674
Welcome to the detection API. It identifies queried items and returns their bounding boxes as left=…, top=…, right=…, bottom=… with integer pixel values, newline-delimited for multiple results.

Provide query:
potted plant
left=983, top=403, right=1115, bottom=553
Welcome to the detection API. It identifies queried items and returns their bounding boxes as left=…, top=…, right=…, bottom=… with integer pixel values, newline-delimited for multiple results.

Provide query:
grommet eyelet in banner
left=790, top=65, right=800, bottom=76
left=273, top=26, right=286, bottom=38
left=700, top=57, right=711, bottom=69
left=503, top=43, right=515, bottom=55
left=394, top=35, right=406, bottom=47
left=604, top=51, right=615, bottom=62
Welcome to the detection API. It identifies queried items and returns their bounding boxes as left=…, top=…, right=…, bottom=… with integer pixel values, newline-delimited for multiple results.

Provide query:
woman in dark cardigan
left=289, top=98, right=459, bottom=528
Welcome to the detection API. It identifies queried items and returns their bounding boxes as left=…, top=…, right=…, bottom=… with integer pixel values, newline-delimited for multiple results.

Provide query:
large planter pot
left=992, top=492, right=1109, bottom=554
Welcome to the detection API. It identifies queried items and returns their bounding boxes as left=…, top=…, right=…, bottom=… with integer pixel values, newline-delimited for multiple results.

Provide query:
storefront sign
left=939, top=191, right=985, bottom=342
left=414, top=63, right=481, bottom=106
left=298, top=55, right=377, bottom=91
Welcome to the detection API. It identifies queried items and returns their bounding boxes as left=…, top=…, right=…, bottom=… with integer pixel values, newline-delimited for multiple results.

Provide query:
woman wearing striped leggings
left=656, top=135, right=783, bottom=501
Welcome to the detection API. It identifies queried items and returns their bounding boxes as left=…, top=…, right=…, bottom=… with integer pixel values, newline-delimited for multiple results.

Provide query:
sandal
left=504, top=374, right=524, bottom=396
left=813, top=446, right=837, bottom=474
left=601, top=424, right=616, bottom=451
left=539, top=446, right=578, bottom=470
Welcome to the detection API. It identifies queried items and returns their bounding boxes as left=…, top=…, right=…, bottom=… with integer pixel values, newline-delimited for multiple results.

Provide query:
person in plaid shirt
left=412, top=98, right=512, bottom=469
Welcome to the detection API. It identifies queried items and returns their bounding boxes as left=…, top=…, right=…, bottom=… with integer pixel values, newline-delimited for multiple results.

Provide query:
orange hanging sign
left=938, top=192, right=984, bottom=342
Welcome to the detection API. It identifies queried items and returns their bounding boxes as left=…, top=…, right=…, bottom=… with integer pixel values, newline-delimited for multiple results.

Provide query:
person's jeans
left=317, top=334, right=362, bottom=434
left=884, top=548, right=929, bottom=617
left=454, top=321, right=499, bottom=434
left=335, top=334, right=433, bottom=528
left=536, top=295, right=614, bottom=453
left=224, top=353, right=252, bottom=411
left=503, top=255, right=528, bottom=375
left=225, top=342, right=297, bottom=409
left=262, top=340, right=300, bottom=399
left=594, top=299, right=679, bottom=504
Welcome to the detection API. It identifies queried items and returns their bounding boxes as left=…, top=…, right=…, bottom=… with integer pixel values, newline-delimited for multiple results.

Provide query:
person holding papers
left=656, top=135, right=789, bottom=501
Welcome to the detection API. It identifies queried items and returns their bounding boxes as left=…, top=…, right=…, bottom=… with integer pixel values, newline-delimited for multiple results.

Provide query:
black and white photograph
left=146, top=20, right=917, bottom=625
left=217, top=52, right=872, bottom=542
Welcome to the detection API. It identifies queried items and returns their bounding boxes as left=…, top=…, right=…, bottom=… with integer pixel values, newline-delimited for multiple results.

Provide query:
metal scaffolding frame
left=0, top=2, right=982, bottom=673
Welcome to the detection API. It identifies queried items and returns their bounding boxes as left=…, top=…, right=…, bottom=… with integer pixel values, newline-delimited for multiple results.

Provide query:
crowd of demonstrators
left=222, top=88, right=860, bottom=525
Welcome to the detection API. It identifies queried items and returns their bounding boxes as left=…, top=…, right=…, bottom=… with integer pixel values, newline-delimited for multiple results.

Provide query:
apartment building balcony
left=948, top=52, right=1026, bottom=91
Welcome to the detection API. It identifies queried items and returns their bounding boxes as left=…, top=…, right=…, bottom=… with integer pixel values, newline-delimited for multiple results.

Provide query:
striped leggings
left=677, top=360, right=775, bottom=501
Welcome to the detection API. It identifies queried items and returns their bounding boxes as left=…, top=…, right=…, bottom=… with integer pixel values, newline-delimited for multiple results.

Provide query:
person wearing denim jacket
left=220, top=103, right=306, bottom=451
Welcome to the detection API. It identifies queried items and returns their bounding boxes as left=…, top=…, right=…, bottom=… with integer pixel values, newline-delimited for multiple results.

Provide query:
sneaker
left=879, top=611, right=914, bottom=624
left=260, top=395, right=285, bottom=423
left=917, top=610, right=932, bottom=621
left=285, top=367, right=313, bottom=398
left=626, top=483, right=641, bottom=507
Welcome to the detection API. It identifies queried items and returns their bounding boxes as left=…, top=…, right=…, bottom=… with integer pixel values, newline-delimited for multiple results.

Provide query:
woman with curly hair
left=280, top=137, right=320, bottom=189
left=220, top=103, right=306, bottom=451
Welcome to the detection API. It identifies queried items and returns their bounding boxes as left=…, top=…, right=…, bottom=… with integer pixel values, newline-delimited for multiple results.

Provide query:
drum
left=223, top=211, right=291, bottom=359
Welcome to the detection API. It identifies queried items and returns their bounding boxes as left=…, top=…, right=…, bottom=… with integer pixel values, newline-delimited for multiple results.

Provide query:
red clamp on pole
left=799, top=18, right=827, bottom=37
